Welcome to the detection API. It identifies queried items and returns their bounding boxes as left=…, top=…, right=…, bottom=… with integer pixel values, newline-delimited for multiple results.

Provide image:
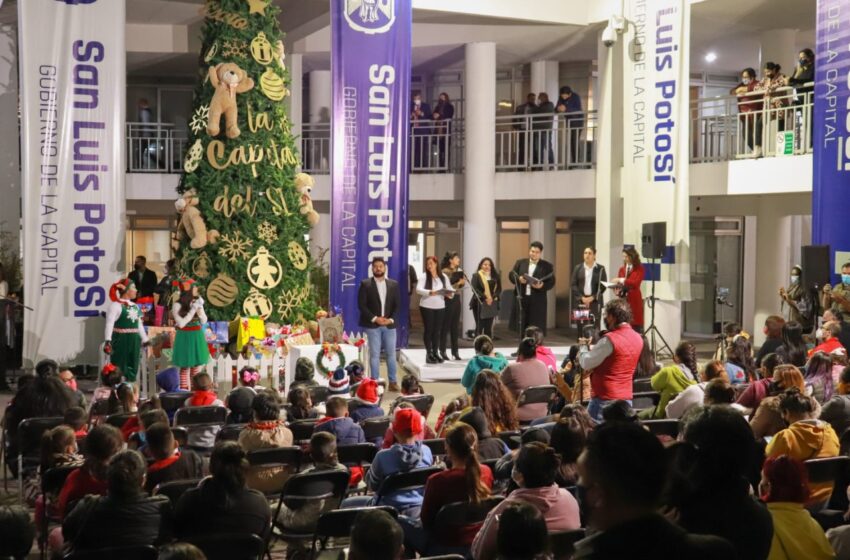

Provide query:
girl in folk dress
left=171, top=278, right=210, bottom=390
left=104, top=279, right=149, bottom=383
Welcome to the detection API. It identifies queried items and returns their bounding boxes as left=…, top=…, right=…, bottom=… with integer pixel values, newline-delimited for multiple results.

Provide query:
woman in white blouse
left=417, top=256, right=454, bottom=364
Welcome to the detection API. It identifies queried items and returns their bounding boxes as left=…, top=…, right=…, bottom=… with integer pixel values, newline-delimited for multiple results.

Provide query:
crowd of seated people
left=7, top=297, right=850, bottom=560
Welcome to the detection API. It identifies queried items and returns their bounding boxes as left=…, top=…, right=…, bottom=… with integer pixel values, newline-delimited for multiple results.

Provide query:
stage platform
left=399, top=346, right=574, bottom=382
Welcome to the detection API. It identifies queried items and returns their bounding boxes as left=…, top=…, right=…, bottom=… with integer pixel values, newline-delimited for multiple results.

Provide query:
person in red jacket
left=809, top=321, right=846, bottom=357
left=578, top=299, right=644, bottom=423
left=612, top=247, right=645, bottom=332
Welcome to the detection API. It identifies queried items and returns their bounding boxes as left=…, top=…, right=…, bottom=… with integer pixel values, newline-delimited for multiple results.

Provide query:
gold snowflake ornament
left=257, top=221, right=278, bottom=244
left=218, top=231, right=254, bottom=262
left=190, top=105, right=210, bottom=135
left=221, top=39, right=247, bottom=59
left=276, top=285, right=311, bottom=320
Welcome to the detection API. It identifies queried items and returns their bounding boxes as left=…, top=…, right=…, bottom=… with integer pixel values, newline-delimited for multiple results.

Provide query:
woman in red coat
left=614, top=247, right=645, bottom=331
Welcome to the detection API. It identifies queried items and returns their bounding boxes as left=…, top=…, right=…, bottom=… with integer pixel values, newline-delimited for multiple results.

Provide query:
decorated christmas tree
left=175, top=0, right=318, bottom=325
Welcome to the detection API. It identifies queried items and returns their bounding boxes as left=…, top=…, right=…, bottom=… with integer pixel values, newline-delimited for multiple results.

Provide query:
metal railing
left=126, top=86, right=814, bottom=176
left=300, top=119, right=466, bottom=174
left=301, top=122, right=331, bottom=173
left=690, top=83, right=814, bottom=163
left=126, top=122, right=188, bottom=173
left=495, top=111, right=596, bottom=171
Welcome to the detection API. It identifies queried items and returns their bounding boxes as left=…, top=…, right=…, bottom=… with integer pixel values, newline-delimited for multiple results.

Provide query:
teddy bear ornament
left=207, top=63, right=255, bottom=139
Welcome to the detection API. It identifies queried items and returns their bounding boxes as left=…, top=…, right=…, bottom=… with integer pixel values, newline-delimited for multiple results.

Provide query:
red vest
left=591, top=323, right=643, bottom=400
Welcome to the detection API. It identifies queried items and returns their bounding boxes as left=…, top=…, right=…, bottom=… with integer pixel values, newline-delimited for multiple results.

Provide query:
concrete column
left=530, top=60, right=560, bottom=101
left=288, top=53, right=303, bottom=144
left=462, top=42, right=497, bottom=332
left=0, top=23, right=20, bottom=257
left=308, top=70, right=331, bottom=124
left=752, top=200, right=793, bottom=348
left=529, top=201, right=556, bottom=329
left=309, top=212, right=332, bottom=260
left=760, top=29, right=797, bottom=69
left=594, top=30, right=624, bottom=295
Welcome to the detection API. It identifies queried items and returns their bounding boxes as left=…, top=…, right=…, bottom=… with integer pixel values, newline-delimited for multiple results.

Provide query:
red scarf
left=190, top=390, right=218, bottom=406
left=249, top=420, right=282, bottom=431
left=148, top=451, right=182, bottom=473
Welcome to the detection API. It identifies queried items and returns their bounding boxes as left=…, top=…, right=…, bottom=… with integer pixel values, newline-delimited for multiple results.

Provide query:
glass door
left=683, top=218, right=743, bottom=336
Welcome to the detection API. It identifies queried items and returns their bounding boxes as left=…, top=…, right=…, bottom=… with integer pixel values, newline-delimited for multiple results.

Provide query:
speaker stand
left=644, top=257, right=673, bottom=361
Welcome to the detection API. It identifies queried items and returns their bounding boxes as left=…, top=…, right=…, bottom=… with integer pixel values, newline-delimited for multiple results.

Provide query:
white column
left=752, top=201, right=793, bottom=347
left=462, top=42, right=497, bottom=332
left=308, top=70, right=331, bottom=124
left=594, top=30, right=624, bottom=294
left=760, top=29, right=797, bottom=69
left=0, top=24, right=20, bottom=255
left=529, top=201, right=556, bottom=329
left=530, top=60, right=560, bottom=100
left=288, top=53, right=303, bottom=142
left=309, top=212, right=332, bottom=259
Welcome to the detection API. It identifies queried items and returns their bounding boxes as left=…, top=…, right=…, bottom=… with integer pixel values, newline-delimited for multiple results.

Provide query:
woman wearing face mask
left=779, top=265, right=814, bottom=332
left=755, top=61, right=790, bottom=147
left=788, top=48, right=815, bottom=93
left=731, top=67, right=763, bottom=156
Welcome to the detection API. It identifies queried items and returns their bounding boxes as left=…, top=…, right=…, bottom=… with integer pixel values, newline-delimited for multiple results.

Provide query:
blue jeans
left=366, top=326, right=398, bottom=383
left=588, top=398, right=632, bottom=423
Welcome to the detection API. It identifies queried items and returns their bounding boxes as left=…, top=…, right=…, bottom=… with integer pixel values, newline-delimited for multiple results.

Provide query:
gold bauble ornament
left=287, top=241, right=308, bottom=271
left=183, top=139, right=203, bottom=173
left=247, top=246, right=283, bottom=289
left=242, top=288, right=273, bottom=320
left=192, top=252, right=212, bottom=279
left=207, top=273, right=238, bottom=307
left=250, top=32, right=274, bottom=65
left=204, top=42, right=218, bottom=63
left=259, top=68, right=287, bottom=101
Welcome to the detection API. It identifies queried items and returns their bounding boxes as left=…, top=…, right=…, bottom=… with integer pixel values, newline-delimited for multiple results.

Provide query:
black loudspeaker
left=641, top=222, right=667, bottom=260
left=802, top=245, right=831, bottom=290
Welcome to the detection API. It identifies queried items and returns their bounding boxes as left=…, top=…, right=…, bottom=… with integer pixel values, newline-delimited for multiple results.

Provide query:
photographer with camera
left=575, top=299, right=644, bottom=422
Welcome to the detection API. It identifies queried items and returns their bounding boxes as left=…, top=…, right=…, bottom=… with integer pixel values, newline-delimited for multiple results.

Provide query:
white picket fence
left=138, top=331, right=369, bottom=399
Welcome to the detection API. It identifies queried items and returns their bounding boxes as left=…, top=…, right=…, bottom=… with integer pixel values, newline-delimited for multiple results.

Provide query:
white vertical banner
left=622, top=0, right=691, bottom=301
left=19, top=0, right=126, bottom=366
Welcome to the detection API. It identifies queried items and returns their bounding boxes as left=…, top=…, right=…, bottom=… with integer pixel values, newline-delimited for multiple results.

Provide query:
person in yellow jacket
left=759, top=454, right=836, bottom=560
left=766, top=388, right=840, bottom=507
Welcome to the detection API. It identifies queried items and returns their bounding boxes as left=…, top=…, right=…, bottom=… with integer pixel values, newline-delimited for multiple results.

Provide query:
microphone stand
left=509, top=269, right=524, bottom=344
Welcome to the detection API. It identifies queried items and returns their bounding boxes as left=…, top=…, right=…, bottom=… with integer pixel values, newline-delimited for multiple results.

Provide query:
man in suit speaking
left=509, top=241, right=555, bottom=334
left=358, top=257, right=401, bottom=392
left=571, top=246, right=607, bottom=329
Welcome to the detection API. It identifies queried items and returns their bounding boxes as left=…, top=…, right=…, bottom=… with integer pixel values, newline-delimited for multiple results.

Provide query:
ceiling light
left=704, top=52, right=717, bottom=63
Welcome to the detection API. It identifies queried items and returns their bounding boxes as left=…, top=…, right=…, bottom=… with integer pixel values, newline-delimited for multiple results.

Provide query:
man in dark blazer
left=358, top=257, right=401, bottom=391
left=128, top=255, right=158, bottom=300
left=509, top=241, right=555, bottom=335
left=571, top=246, right=607, bottom=330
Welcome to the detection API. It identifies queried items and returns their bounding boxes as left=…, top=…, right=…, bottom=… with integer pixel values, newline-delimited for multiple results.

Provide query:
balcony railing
left=125, top=86, right=814, bottom=176
left=126, top=122, right=188, bottom=173
left=495, top=112, right=596, bottom=171
left=690, top=83, right=813, bottom=163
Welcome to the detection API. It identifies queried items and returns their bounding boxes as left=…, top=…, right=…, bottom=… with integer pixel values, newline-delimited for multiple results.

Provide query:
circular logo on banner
left=343, top=0, right=395, bottom=35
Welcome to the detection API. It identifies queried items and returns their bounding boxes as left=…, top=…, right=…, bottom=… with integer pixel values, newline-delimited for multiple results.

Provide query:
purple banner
left=813, top=0, right=850, bottom=281
left=330, top=0, right=411, bottom=345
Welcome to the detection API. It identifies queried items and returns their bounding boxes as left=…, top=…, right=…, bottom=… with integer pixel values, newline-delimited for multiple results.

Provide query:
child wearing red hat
left=341, top=407, right=433, bottom=516
left=350, top=378, right=385, bottom=424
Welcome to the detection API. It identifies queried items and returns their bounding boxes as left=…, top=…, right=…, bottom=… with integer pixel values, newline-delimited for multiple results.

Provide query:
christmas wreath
left=316, top=343, right=346, bottom=376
